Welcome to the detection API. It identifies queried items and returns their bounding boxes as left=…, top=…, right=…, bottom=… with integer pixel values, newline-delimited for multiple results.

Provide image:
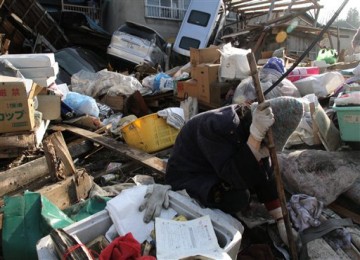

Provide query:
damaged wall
left=101, top=0, right=183, bottom=42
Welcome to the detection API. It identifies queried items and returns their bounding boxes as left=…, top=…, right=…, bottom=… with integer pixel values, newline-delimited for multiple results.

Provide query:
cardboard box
left=0, top=76, right=42, bottom=134
left=210, top=81, right=232, bottom=106
left=37, top=95, right=61, bottom=120
left=190, top=46, right=220, bottom=67
left=100, top=94, right=126, bottom=111
left=176, top=79, right=198, bottom=99
left=191, top=64, right=220, bottom=103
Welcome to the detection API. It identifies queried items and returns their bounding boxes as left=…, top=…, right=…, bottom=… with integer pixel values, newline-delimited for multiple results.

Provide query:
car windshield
left=119, top=22, right=166, bottom=51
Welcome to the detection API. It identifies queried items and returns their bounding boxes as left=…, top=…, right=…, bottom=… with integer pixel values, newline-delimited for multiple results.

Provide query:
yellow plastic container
left=120, top=113, right=180, bottom=153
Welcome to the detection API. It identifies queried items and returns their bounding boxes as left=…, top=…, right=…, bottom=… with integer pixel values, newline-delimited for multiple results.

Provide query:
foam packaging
left=37, top=190, right=243, bottom=259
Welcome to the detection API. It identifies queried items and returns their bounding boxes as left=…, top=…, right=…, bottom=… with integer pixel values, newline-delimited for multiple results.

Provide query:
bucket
left=120, top=113, right=180, bottom=153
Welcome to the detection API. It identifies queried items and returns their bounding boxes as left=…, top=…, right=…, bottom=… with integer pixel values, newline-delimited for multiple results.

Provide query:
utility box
left=332, top=104, right=360, bottom=142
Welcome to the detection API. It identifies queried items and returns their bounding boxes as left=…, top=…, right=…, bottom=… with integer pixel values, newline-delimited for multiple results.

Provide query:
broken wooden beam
left=0, top=156, right=48, bottom=197
left=36, top=169, right=94, bottom=210
left=0, top=170, right=94, bottom=230
left=43, top=131, right=77, bottom=181
left=53, top=124, right=167, bottom=174
left=0, top=132, right=98, bottom=198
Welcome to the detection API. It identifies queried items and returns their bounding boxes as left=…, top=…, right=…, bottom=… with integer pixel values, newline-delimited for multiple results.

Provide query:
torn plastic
left=2, top=191, right=74, bottom=260
left=2, top=191, right=109, bottom=259
left=71, top=69, right=150, bottom=98
left=232, top=68, right=301, bottom=105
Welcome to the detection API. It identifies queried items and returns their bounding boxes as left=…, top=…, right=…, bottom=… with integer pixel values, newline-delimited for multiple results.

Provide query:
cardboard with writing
left=176, top=79, right=198, bottom=99
left=0, top=76, right=42, bottom=134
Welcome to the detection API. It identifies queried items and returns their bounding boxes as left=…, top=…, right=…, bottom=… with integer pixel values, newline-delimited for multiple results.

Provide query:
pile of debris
left=0, top=0, right=360, bottom=259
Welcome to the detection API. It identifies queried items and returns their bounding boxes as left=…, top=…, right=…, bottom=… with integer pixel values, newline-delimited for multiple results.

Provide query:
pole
left=247, top=52, right=298, bottom=260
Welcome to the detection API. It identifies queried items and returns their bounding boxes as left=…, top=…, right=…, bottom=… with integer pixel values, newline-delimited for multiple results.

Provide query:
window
left=179, top=36, right=200, bottom=50
left=187, top=10, right=210, bottom=27
left=226, top=11, right=237, bottom=21
left=145, top=0, right=191, bottom=20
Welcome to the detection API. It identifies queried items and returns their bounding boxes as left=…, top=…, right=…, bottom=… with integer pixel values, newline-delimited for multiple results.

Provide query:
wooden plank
left=307, top=238, right=350, bottom=259
left=49, top=131, right=76, bottom=176
left=0, top=157, right=49, bottom=197
left=0, top=133, right=98, bottom=198
left=34, top=170, right=93, bottom=210
left=328, top=203, right=360, bottom=225
left=43, top=136, right=59, bottom=182
left=0, top=131, right=36, bottom=148
left=321, top=208, right=360, bottom=258
left=309, top=102, right=321, bottom=145
left=313, top=105, right=341, bottom=151
left=54, top=125, right=167, bottom=174
left=0, top=171, right=93, bottom=231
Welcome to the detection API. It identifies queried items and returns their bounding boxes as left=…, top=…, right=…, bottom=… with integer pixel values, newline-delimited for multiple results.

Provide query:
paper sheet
left=106, top=185, right=177, bottom=243
left=155, top=215, right=231, bottom=260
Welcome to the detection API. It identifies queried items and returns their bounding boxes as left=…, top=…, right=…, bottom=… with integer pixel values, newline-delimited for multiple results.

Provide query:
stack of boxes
left=0, top=53, right=59, bottom=87
left=176, top=46, right=231, bottom=106
left=0, top=53, right=61, bottom=158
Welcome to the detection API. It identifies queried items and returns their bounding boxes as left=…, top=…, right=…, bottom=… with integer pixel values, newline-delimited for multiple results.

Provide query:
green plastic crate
left=332, top=105, right=360, bottom=142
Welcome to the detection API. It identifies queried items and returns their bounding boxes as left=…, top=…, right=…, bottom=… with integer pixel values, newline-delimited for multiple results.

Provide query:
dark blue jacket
left=165, top=104, right=278, bottom=207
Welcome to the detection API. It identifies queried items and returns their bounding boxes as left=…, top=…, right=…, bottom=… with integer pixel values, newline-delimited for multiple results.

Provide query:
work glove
left=139, top=184, right=171, bottom=223
left=277, top=218, right=299, bottom=247
left=250, top=101, right=275, bottom=142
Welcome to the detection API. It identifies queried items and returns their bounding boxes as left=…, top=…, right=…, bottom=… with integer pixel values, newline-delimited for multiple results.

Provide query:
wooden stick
left=247, top=52, right=298, bottom=259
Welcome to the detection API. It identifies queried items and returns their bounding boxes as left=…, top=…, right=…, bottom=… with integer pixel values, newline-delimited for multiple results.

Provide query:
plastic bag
left=218, top=43, right=251, bottom=80
left=157, top=107, right=185, bottom=129
left=71, top=69, right=148, bottom=98
left=316, top=48, right=338, bottom=64
left=334, top=91, right=360, bottom=106
left=63, top=91, right=100, bottom=117
left=142, top=74, right=156, bottom=89
left=180, top=96, right=198, bottom=122
left=232, top=69, right=301, bottom=105
left=293, top=71, right=345, bottom=97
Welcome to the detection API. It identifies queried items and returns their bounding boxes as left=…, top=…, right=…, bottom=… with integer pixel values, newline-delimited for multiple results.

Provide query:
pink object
left=287, top=67, right=320, bottom=82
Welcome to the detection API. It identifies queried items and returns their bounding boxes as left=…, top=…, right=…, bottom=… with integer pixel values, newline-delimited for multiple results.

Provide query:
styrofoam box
left=0, top=53, right=55, bottom=68
left=19, top=62, right=59, bottom=78
left=37, top=190, right=244, bottom=259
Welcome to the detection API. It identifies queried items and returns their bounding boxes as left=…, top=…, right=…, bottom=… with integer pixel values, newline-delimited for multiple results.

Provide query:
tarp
left=2, top=191, right=109, bottom=259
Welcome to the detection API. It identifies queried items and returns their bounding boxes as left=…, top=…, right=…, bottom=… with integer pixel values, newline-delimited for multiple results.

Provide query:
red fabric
left=99, top=233, right=156, bottom=260
left=264, top=199, right=281, bottom=211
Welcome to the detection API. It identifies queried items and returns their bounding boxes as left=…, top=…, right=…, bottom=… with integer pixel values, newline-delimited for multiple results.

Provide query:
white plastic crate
left=37, top=190, right=243, bottom=260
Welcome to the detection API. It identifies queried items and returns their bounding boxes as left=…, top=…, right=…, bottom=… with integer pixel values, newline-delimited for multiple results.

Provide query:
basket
left=120, top=113, right=180, bottom=153
left=332, top=105, right=360, bottom=142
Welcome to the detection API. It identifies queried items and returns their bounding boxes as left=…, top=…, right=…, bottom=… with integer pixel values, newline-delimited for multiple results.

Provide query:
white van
left=173, top=0, right=225, bottom=57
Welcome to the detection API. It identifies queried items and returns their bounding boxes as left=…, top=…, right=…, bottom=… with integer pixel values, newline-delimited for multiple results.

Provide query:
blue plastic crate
left=332, top=105, right=360, bottom=142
